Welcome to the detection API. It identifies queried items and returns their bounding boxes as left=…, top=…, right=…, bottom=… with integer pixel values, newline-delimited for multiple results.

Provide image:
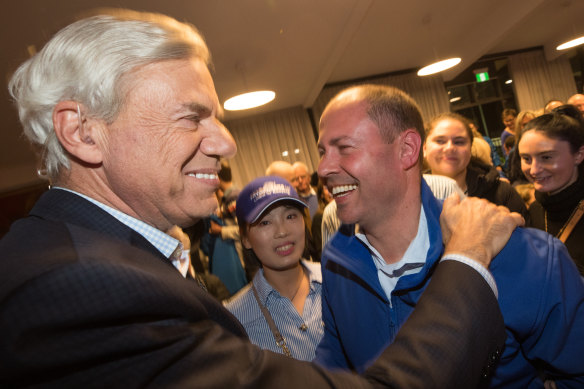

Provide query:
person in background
left=470, top=125, right=493, bottom=166
left=505, top=111, right=537, bottom=186
left=201, top=189, right=247, bottom=295
left=225, top=176, right=323, bottom=361
left=518, top=105, right=584, bottom=275
left=503, top=135, right=516, bottom=157
left=424, top=112, right=529, bottom=220
left=516, top=110, right=537, bottom=133
left=470, top=121, right=506, bottom=178
left=310, top=180, right=333, bottom=261
left=217, top=161, right=235, bottom=202
left=266, top=160, right=295, bottom=183
left=292, top=161, right=319, bottom=218
left=544, top=99, right=563, bottom=113
left=212, top=162, right=246, bottom=277
left=568, top=93, right=584, bottom=119
left=500, top=108, right=517, bottom=156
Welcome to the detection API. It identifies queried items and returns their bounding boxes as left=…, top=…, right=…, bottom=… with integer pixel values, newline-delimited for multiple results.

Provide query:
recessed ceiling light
left=224, top=90, right=275, bottom=111
left=505, top=79, right=513, bottom=84
left=417, top=58, right=461, bottom=76
left=556, top=36, right=584, bottom=51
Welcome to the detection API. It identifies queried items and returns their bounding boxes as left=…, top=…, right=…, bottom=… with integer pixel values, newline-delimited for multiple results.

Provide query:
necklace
left=288, top=269, right=305, bottom=302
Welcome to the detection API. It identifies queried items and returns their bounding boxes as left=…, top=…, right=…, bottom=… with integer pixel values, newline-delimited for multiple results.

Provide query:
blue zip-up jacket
left=315, top=181, right=584, bottom=388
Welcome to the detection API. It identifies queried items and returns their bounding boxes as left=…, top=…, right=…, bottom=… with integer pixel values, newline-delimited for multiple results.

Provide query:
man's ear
left=574, top=145, right=584, bottom=166
left=52, top=100, right=104, bottom=165
left=399, top=129, right=422, bottom=170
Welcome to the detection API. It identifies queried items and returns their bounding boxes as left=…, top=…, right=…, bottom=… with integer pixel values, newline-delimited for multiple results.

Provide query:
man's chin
left=174, top=199, right=218, bottom=227
left=336, top=209, right=359, bottom=226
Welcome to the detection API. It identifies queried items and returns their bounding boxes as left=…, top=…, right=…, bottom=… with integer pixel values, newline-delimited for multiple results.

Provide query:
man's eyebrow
left=182, top=102, right=225, bottom=121
left=182, top=102, right=212, bottom=117
left=319, top=136, right=349, bottom=147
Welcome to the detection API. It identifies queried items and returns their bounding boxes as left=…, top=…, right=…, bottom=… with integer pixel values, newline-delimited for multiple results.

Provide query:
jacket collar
left=30, top=189, right=170, bottom=264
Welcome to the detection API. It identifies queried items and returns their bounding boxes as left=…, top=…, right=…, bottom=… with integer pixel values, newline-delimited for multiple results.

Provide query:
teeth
left=187, top=173, right=218, bottom=179
left=276, top=244, right=293, bottom=252
left=331, top=184, right=358, bottom=196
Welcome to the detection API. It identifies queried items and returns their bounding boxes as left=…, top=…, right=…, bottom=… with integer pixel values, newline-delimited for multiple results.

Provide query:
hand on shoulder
left=440, top=194, right=525, bottom=268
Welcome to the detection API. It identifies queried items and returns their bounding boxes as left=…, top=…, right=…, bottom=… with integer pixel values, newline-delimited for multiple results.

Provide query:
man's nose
left=204, top=121, right=237, bottom=159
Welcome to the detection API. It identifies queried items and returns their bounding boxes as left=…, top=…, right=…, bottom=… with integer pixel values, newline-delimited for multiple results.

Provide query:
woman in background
left=505, top=110, right=537, bottom=185
left=517, top=106, right=584, bottom=274
left=424, top=112, right=528, bottom=220
left=225, top=176, right=323, bottom=361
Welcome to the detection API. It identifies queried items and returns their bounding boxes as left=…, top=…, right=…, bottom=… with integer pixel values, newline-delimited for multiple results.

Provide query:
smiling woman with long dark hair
left=517, top=106, right=584, bottom=274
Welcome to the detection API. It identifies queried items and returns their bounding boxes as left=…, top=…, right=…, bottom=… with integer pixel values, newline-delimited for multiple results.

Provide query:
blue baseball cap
left=236, top=176, right=307, bottom=224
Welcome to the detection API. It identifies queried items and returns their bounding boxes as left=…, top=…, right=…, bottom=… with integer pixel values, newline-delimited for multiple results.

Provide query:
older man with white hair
left=292, top=161, right=319, bottom=217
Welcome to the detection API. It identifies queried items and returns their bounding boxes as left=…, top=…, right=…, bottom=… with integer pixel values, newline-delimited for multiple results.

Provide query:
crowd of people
left=1, top=8, right=583, bottom=389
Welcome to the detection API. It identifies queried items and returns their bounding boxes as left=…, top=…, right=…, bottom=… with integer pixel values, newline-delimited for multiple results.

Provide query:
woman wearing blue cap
left=224, top=176, right=323, bottom=361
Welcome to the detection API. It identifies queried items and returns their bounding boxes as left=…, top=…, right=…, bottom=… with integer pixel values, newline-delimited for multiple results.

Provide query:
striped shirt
left=224, top=260, right=323, bottom=361
left=357, top=204, right=429, bottom=304
left=357, top=203, right=497, bottom=299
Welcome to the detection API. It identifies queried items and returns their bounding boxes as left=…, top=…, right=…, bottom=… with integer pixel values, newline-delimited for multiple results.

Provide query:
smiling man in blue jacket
left=315, top=84, right=584, bottom=388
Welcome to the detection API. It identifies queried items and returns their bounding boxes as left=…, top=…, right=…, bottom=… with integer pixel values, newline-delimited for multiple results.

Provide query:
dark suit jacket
left=0, top=189, right=504, bottom=388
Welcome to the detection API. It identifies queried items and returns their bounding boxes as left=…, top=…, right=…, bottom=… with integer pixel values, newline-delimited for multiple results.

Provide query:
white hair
left=8, top=9, right=210, bottom=180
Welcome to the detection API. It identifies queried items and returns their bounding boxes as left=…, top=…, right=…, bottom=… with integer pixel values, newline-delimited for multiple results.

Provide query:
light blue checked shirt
left=54, top=188, right=183, bottom=274
left=224, top=260, right=324, bottom=361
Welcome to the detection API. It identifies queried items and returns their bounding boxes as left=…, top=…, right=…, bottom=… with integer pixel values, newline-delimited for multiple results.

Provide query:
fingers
left=441, top=196, right=521, bottom=269
left=508, top=211, right=525, bottom=228
left=442, top=193, right=461, bottom=210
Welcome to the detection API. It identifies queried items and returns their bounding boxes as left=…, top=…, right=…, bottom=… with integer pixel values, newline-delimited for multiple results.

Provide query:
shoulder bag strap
left=557, top=200, right=584, bottom=243
left=251, top=284, right=292, bottom=357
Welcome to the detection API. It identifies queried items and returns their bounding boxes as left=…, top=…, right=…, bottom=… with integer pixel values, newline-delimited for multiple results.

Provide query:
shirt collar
left=253, top=260, right=321, bottom=305
left=53, top=187, right=180, bottom=260
left=357, top=203, right=429, bottom=273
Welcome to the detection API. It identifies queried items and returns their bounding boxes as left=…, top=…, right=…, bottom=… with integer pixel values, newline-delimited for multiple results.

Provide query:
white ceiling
left=1, top=0, right=583, bottom=191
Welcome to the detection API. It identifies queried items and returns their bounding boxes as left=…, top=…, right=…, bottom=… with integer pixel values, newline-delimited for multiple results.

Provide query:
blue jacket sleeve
left=523, top=237, right=584, bottom=387
left=313, top=264, right=351, bottom=370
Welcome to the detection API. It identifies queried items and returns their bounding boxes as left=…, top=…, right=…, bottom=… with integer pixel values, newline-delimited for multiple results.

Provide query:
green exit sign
left=475, top=72, right=489, bottom=83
